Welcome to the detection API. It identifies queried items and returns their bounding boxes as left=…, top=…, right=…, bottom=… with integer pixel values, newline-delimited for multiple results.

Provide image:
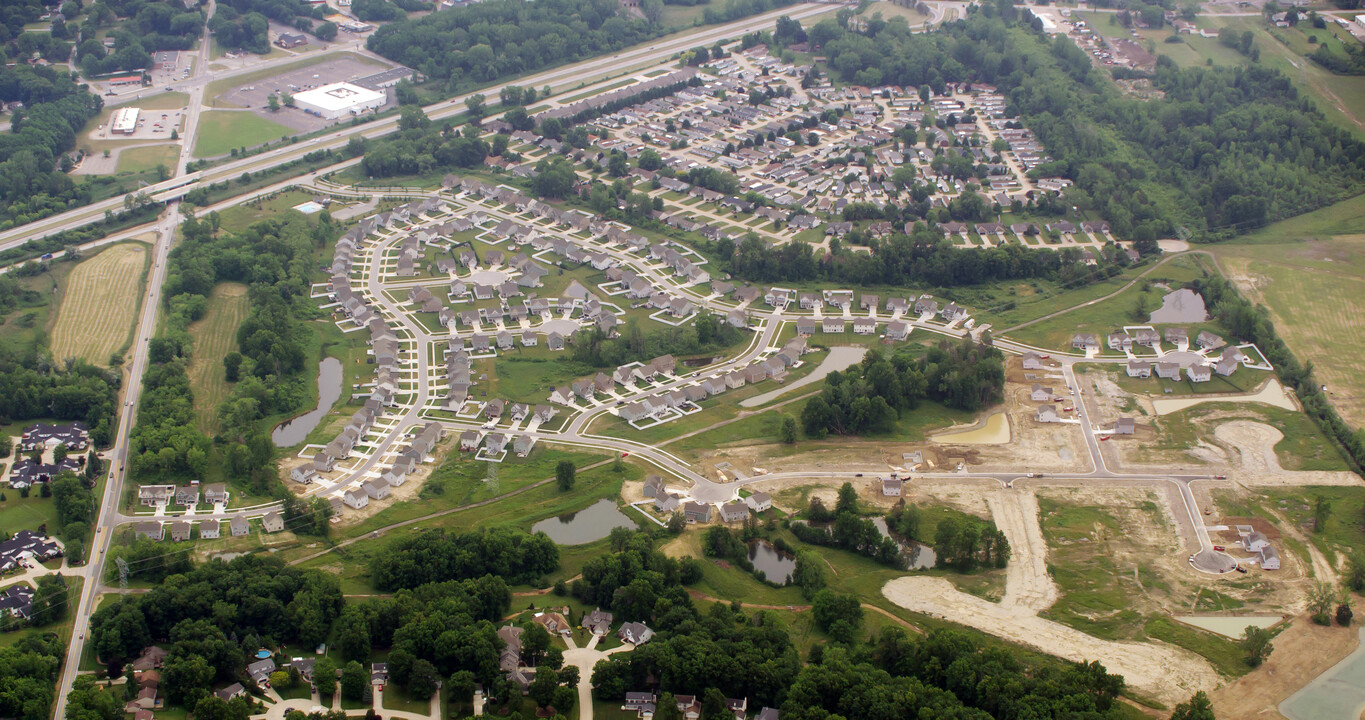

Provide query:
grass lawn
left=186, top=283, right=250, bottom=433
left=660, top=4, right=707, bottom=28
left=381, top=689, right=431, bottom=714
left=274, top=682, right=314, bottom=701
left=0, top=492, right=59, bottom=535
left=193, top=111, right=296, bottom=158
left=115, top=145, right=181, bottom=174
left=50, top=242, right=150, bottom=367
left=1215, top=207, right=1365, bottom=428
left=216, top=189, right=319, bottom=233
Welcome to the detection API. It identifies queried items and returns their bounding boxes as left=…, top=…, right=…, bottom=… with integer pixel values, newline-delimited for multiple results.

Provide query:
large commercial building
left=110, top=107, right=139, bottom=135
left=292, top=82, right=385, bottom=120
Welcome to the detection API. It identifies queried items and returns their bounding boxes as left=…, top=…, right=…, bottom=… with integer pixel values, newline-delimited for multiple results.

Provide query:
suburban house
left=882, top=478, right=902, bottom=496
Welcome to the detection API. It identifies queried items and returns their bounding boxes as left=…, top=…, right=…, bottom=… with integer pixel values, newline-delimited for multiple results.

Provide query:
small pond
left=873, top=517, right=938, bottom=570
left=272, top=357, right=343, bottom=447
left=1148, top=288, right=1208, bottom=324
left=531, top=499, right=635, bottom=545
left=748, top=540, right=796, bottom=585
left=1175, top=614, right=1280, bottom=639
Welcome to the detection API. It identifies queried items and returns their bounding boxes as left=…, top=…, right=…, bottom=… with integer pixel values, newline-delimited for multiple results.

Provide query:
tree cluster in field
left=0, top=355, right=119, bottom=447
left=801, top=342, right=1004, bottom=440
left=0, top=65, right=103, bottom=231
left=564, top=528, right=704, bottom=621
left=0, top=632, right=65, bottom=720
left=131, top=214, right=329, bottom=493
left=801, top=7, right=1365, bottom=241
left=719, top=225, right=1127, bottom=290
left=888, top=498, right=1009, bottom=570
left=360, top=110, right=491, bottom=177
left=569, top=315, right=746, bottom=369
left=1195, top=275, right=1365, bottom=474
left=90, top=555, right=344, bottom=706
left=789, top=484, right=908, bottom=570
left=370, top=527, right=560, bottom=591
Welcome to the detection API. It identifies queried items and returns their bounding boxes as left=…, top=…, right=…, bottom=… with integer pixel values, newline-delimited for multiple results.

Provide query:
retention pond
left=271, top=357, right=343, bottom=447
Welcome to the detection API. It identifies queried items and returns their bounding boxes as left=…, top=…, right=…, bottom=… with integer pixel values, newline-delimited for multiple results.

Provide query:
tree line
left=570, top=315, right=746, bottom=369
left=0, top=354, right=119, bottom=447
left=0, top=632, right=64, bottom=720
left=801, top=342, right=1004, bottom=439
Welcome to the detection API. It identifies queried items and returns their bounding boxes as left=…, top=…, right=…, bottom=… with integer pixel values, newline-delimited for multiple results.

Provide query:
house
left=756, top=708, right=780, bottom=720
left=1071, top=333, right=1099, bottom=350
left=363, top=479, right=390, bottom=500
left=1187, top=364, right=1212, bottom=383
left=1164, top=327, right=1188, bottom=346
left=584, top=609, right=614, bottom=635
left=204, top=483, right=228, bottom=505
left=643, top=476, right=667, bottom=498
left=1115, top=417, right=1135, bottom=435
left=617, top=622, right=654, bottom=645
left=513, top=434, right=534, bottom=456
left=199, top=522, right=221, bottom=540
left=1036, top=405, right=1060, bottom=423
left=744, top=492, right=772, bottom=512
left=625, top=692, right=657, bottom=713
left=1134, top=328, right=1160, bottom=347
left=886, top=320, right=910, bottom=340
left=1030, top=384, right=1052, bottom=402
left=138, top=485, right=175, bottom=507
left=1126, top=360, right=1152, bottom=378
left=882, top=478, right=903, bottom=496
left=796, top=318, right=816, bottom=336
left=719, top=502, right=750, bottom=523
left=654, top=493, right=681, bottom=514
left=344, top=487, right=369, bottom=510
left=852, top=317, right=877, bottom=335
left=262, top=511, right=285, bottom=533
left=1242, top=531, right=1270, bottom=553
left=1156, top=362, right=1182, bottom=380
left=821, top=317, right=845, bottom=334
left=131, top=646, right=169, bottom=672
left=372, top=663, right=389, bottom=687
left=1195, top=331, right=1225, bottom=350
left=215, top=683, right=246, bottom=702
left=684, top=502, right=713, bottom=523
left=170, top=522, right=191, bottom=542
left=1107, top=332, right=1132, bottom=351
left=276, top=32, right=307, bottom=48
left=533, top=611, right=572, bottom=637
left=134, top=522, right=163, bottom=541
left=230, top=516, right=249, bottom=537
left=1260, top=545, right=1280, bottom=570
left=1022, top=351, right=1045, bottom=370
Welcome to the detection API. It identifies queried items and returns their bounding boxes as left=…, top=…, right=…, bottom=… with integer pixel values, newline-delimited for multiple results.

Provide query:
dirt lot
left=1210, top=615, right=1360, bottom=720
left=217, top=56, right=396, bottom=133
left=882, top=489, right=1220, bottom=707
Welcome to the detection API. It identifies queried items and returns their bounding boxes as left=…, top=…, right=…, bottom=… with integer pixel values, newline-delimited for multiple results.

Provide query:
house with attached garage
left=1156, top=362, right=1182, bottom=380
left=881, top=477, right=902, bottom=496
left=1022, top=351, right=1045, bottom=370
left=262, top=511, right=285, bottom=533
left=1114, top=417, right=1135, bottom=435
left=344, top=488, right=369, bottom=510
left=231, top=516, right=249, bottom=536
left=1187, top=364, right=1212, bottom=382
left=1126, top=360, right=1152, bottom=378
left=1030, top=384, right=1052, bottom=402
left=719, top=502, right=750, bottom=523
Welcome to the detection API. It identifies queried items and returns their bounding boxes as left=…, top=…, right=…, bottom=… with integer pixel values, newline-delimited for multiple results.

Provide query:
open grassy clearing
left=115, top=145, right=181, bottom=175
left=1216, top=222, right=1365, bottom=429
left=0, top=492, right=60, bottom=535
left=186, top=283, right=250, bottom=433
left=0, top=257, right=82, bottom=357
left=216, top=189, right=319, bottom=233
left=50, top=243, right=149, bottom=366
left=1149, top=403, right=1347, bottom=472
left=1003, top=254, right=1216, bottom=350
left=192, top=111, right=297, bottom=158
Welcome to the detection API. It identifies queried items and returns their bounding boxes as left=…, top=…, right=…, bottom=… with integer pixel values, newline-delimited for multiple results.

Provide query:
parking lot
left=218, top=55, right=397, bottom=133
left=88, top=107, right=186, bottom=142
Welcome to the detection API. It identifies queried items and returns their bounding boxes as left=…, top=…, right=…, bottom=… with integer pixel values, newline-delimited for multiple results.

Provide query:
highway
left=0, top=2, right=842, bottom=253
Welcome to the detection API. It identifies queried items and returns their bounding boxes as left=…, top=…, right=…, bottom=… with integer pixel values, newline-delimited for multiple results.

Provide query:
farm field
left=192, top=111, right=295, bottom=158
left=1216, top=197, right=1365, bottom=428
left=49, top=243, right=150, bottom=366
left=186, top=283, right=250, bottom=432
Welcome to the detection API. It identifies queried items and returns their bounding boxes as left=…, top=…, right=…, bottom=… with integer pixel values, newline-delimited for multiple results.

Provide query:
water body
left=872, top=517, right=938, bottom=569
left=1174, top=614, right=1280, bottom=639
left=932, top=412, right=1011, bottom=445
left=1148, top=288, right=1208, bottom=324
left=531, top=499, right=635, bottom=545
left=272, top=357, right=343, bottom=447
left=1280, top=626, right=1365, bottom=720
left=748, top=540, right=796, bottom=584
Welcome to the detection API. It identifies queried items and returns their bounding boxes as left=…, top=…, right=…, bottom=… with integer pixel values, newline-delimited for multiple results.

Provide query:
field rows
left=187, top=283, right=250, bottom=433
left=50, top=243, right=149, bottom=366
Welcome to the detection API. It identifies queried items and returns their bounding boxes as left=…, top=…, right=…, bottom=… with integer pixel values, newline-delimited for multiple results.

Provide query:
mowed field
left=187, top=283, right=249, bottom=433
left=50, top=243, right=150, bottom=366
left=1217, top=195, right=1365, bottom=428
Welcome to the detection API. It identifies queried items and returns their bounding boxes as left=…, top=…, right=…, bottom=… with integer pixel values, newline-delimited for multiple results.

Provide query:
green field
left=0, top=492, right=60, bottom=535
left=50, top=243, right=150, bottom=366
left=1150, top=403, right=1348, bottom=472
left=192, top=111, right=296, bottom=158
left=216, top=189, right=319, bottom=233
left=1215, top=200, right=1365, bottom=428
left=115, top=145, right=180, bottom=174
left=186, top=283, right=250, bottom=432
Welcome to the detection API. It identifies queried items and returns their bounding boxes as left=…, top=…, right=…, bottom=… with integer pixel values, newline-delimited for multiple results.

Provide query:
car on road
left=1236, top=566, right=1247, bottom=573
left=1213, top=545, right=1225, bottom=551
left=1099, top=436, right=1109, bottom=442
left=1213, top=474, right=1226, bottom=479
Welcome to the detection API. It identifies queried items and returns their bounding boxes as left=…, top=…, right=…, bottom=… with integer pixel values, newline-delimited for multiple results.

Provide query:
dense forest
left=130, top=214, right=325, bottom=491
left=212, top=0, right=325, bottom=53
left=0, top=353, right=119, bottom=446
left=366, top=0, right=795, bottom=93
left=0, top=64, right=103, bottom=231
left=370, top=527, right=561, bottom=590
left=802, top=6, right=1365, bottom=240
left=0, top=632, right=65, bottom=720
left=801, top=342, right=1005, bottom=438
left=76, top=0, right=206, bottom=74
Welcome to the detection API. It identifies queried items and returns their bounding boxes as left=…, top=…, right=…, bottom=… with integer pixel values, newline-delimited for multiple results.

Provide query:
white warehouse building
left=110, top=107, right=140, bottom=135
left=292, top=82, right=385, bottom=120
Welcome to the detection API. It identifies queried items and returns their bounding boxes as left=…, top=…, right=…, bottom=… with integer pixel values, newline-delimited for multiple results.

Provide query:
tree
left=223, top=352, right=243, bottom=382
left=1349, top=554, right=1365, bottom=592
left=408, top=659, right=440, bottom=699
left=793, top=551, right=826, bottom=600
left=811, top=589, right=863, bottom=641
left=1241, top=625, right=1273, bottom=667
left=1310, top=581, right=1335, bottom=624
left=835, top=482, right=858, bottom=516
left=528, top=665, right=559, bottom=708
left=341, top=661, right=368, bottom=701
left=281, top=92, right=294, bottom=107
left=315, top=21, right=338, bottom=40
left=655, top=692, right=683, bottom=720
left=53, top=443, right=68, bottom=464
left=269, top=671, right=292, bottom=690
left=267, top=93, right=280, bottom=112
left=162, top=653, right=214, bottom=706
left=314, top=657, right=338, bottom=696
left=447, top=670, right=476, bottom=703
left=556, top=460, right=576, bottom=491
left=465, top=93, right=486, bottom=124
left=1314, top=495, right=1332, bottom=533
left=779, top=415, right=798, bottom=444
left=30, top=575, right=68, bottom=626
left=1170, top=691, right=1216, bottom=720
